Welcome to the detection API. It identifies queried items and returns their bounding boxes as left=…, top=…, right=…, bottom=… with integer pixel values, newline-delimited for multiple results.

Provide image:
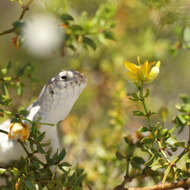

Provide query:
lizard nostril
left=50, top=89, right=54, bottom=95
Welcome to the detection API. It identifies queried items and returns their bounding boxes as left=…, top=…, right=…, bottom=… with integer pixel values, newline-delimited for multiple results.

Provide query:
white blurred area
left=23, top=14, right=64, bottom=57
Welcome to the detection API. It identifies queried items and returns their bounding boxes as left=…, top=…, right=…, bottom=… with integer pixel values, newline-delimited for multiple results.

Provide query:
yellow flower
left=8, top=122, right=30, bottom=142
left=123, top=57, right=160, bottom=84
left=15, top=178, right=21, bottom=190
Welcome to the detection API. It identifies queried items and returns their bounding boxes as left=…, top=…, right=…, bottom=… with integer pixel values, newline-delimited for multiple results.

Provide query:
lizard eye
left=59, top=71, right=74, bottom=81
left=61, top=75, right=67, bottom=81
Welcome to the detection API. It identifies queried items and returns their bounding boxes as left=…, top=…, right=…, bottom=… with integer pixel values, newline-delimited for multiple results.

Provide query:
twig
left=139, top=87, right=173, bottom=182
left=18, top=140, right=46, bottom=167
left=18, top=140, right=30, bottom=156
left=19, top=0, right=34, bottom=20
left=51, top=164, right=58, bottom=180
left=0, top=129, right=8, bottom=135
left=0, top=28, right=16, bottom=36
left=0, top=0, right=34, bottom=36
left=115, top=178, right=190, bottom=190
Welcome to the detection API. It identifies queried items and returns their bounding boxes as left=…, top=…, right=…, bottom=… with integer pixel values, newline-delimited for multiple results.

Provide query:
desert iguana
left=0, top=70, right=86, bottom=164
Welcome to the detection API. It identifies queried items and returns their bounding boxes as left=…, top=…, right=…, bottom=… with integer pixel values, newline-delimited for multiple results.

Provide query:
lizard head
left=28, top=70, right=87, bottom=123
left=48, top=70, right=86, bottom=94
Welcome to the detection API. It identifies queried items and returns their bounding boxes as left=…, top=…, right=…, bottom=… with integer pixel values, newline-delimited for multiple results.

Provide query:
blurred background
left=1, top=0, right=190, bottom=189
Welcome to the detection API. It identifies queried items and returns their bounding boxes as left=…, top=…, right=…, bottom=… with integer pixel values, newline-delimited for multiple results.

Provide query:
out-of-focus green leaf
left=0, top=168, right=6, bottom=175
left=61, top=13, right=74, bottom=21
left=83, top=37, right=96, bottom=50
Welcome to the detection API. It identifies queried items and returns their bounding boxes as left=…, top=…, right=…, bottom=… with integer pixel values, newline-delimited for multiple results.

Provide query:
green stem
left=139, top=86, right=173, bottom=182
left=126, top=159, right=129, bottom=176
left=141, top=98, right=151, bottom=124
left=139, top=86, right=151, bottom=126
left=18, top=141, right=30, bottom=156
left=157, top=140, right=171, bottom=164
left=18, top=141, right=46, bottom=166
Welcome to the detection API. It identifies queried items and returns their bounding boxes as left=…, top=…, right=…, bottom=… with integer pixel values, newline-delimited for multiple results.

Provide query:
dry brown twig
left=114, top=178, right=190, bottom=190
left=0, top=0, right=34, bottom=36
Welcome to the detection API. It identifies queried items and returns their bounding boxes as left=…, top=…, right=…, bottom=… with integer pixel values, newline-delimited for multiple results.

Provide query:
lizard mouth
left=71, top=71, right=87, bottom=84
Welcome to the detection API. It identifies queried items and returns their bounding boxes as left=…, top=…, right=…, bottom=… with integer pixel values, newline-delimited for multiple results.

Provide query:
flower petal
left=141, top=60, right=149, bottom=78
left=8, top=123, right=30, bottom=142
left=149, top=61, right=160, bottom=81
left=126, top=72, right=138, bottom=82
left=123, top=58, right=161, bottom=84
left=124, top=61, right=139, bottom=73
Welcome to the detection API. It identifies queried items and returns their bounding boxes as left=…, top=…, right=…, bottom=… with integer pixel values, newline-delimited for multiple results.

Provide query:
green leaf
left=12, top=21, right=25, bottom=35
left=16, top=82, right=23, bottom=96
left=158, top=128, right=168, bottom=137
left=133, top=111, right=145, bottom=116
left=180, top=94, right=190, bottom=104
left=19, top=109, right=29, bottom=117
left=17, top=63, right=32, bottom=77
left=83, top=37, right=96, bottom=50
left=3, top=77, right=12, bottom=81
left=2, top=83, right=9, bottom=98
left=150, top=158, right=164, bottom=171
left=10, top=168, right=19, bottom=176
left=70, top=45, right=77, bottom=51
left=159, top=107, right=169, bottom=122
left=37, top=144, right=45, bottom=154
left=175, top=115, right=187, bottom=126
left=138, top=126, right=149, bottom=132
left=103, top=30, right=115, bottom=40
left=132, top=156, right=145, bottom=164
left=129, top=97, right=139, bottom=101
left=37, top=132, right=46, bottom=142
left=61, top=13, right=74, bottom=21
left=70, top=24, right=83, bottom=31
left=1, top=68, right=7, bottom=75
left=124, top=136, right=133, bottom=145
left=116, top=151, right=125, bottom=160
left=166, top=137, right=178, bottom=146
left=59, top=162, right=71, bottom=167
left=145, top=154, right=154, bottom=166
left=162, top=164, right=172, bottom=184
left=175, top=141, right=185, bottom=147
left=186, top=159, right=190, bottom=169
left=144, top=89, right=149, bottom=98
left=25, top=178, right=35, bottom=190
left=141, top=137, right=154, bottom=144
left=129, top=93, right=139, bottom=101
left=7, top=61, right=12, bottom=70
left=58, top=148, right=66, bottom=161
left=0, top=168, right=6, bottom=175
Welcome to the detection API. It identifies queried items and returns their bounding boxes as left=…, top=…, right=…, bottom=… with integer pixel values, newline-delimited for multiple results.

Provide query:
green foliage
left=8, top=1, right=115, bottom=52
left=0, top=64, right=86, bottom=189
left=2, top=0, right=190, bottom=189
left=60, top=3, right=116, bottom=51
left=114, top=84, right=190, bottom=188
left=0, top=62, right=35, bottom=118
left=0, top=126, right=86, bottom=190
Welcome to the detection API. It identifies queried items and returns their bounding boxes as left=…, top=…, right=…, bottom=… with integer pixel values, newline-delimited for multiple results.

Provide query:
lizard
left=0, top=70, right=86, bottom=164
